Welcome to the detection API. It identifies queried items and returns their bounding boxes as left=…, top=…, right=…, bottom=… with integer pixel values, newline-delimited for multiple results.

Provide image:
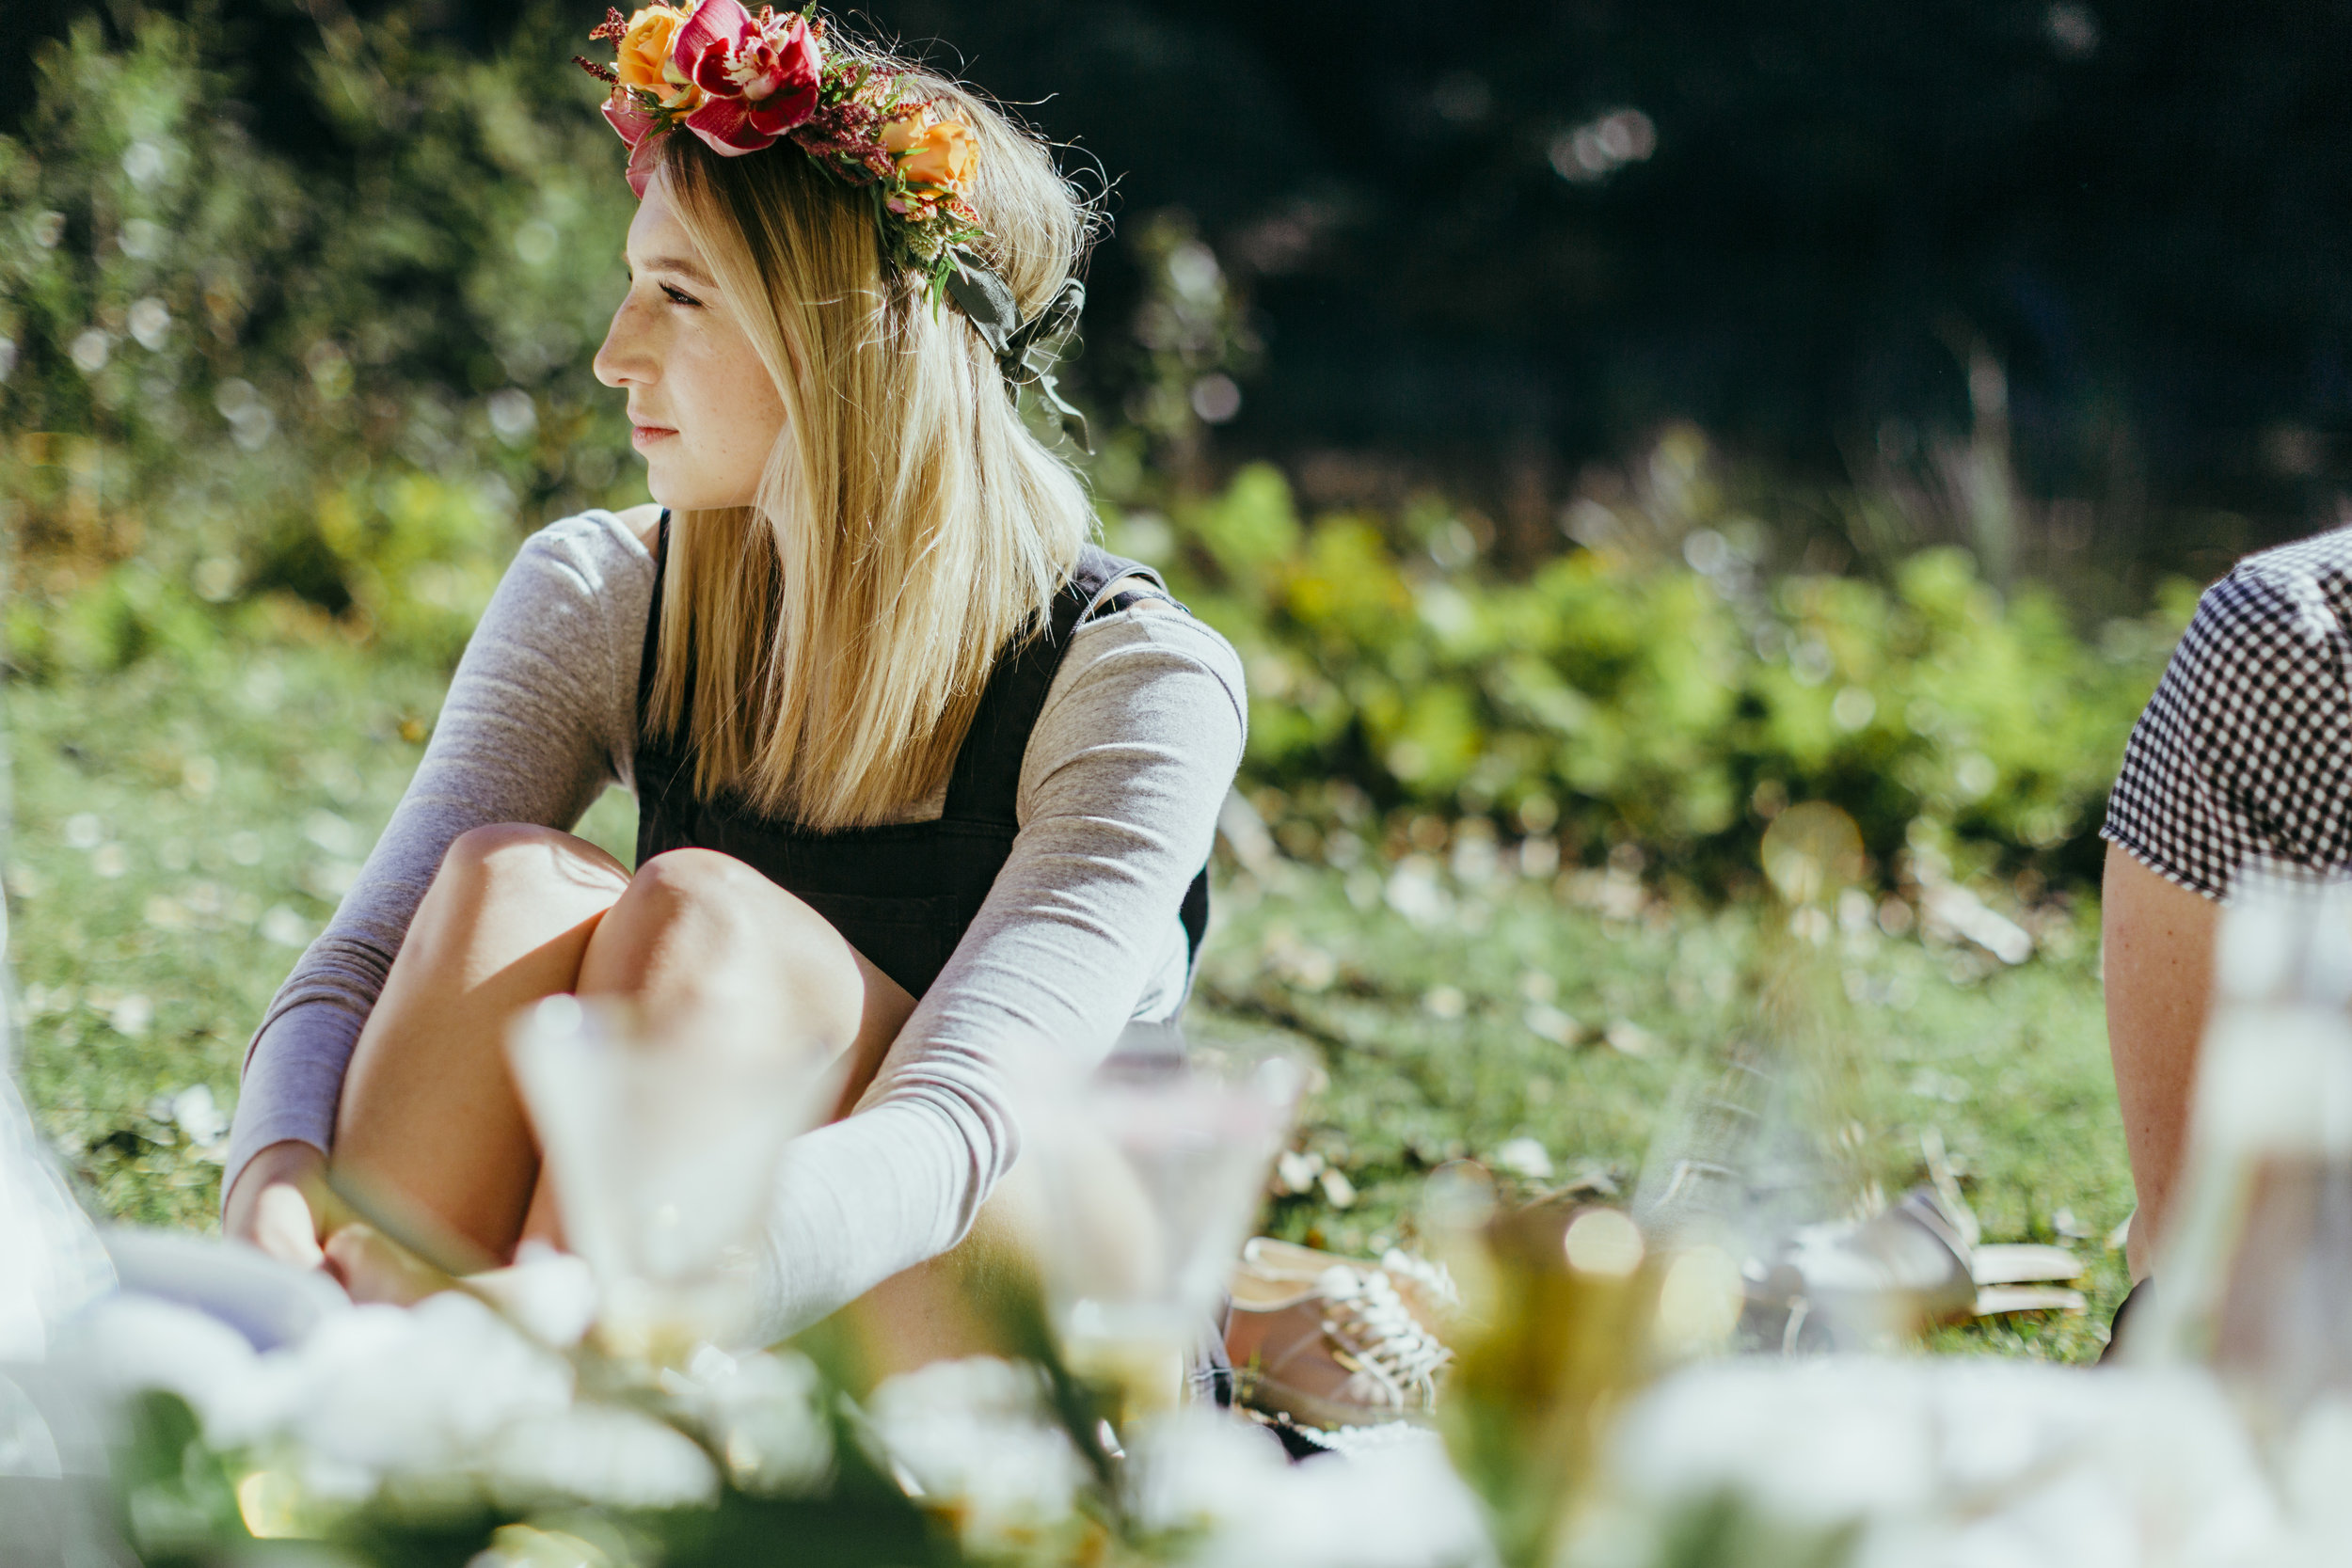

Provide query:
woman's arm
left=745, top=607, right=1248, bottom=1338
left=2102, top=843, right=2218, bottom=1280
left=224, top=511, right=656, bottom=1256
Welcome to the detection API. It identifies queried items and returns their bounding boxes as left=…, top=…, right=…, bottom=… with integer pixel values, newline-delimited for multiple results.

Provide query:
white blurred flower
left=475, top=1243, right=597, bottom=1350
left=215, top=377, right=276, bottom=450
left=260, top=906, right=312, bottom=948
left=1275, top=1149, right=1325, bottom=1195
left=128, top=296, right=170, bottom=350
left=484, top=1403, right=718, bottom=1511
left=70, top=329, right=111, bottom=374
left=105, top=993, right=151, bottom=1037
left=1493, top=1137, right=1553, bottom=1180
left=487, top=388, right=537, bottom=445
left=274, top=1294, right=574, bottom=1488
left=302, top=811, right=359, bottom=856
left=1524, top=1004, right=1580, bottom=1046
left=54, top=1296, right=262, bottom=1437
left=119, top=218, right=164, bottom=261
left=1384, top=856, right=1452, bottom=928
left=1130, top=1410, right=1484, bottom=1568
left=866, top=1357, right=1088, bottom=1555
left=1919, top=880, right=2033, bottom=965
left=168, top=1085, right=225, bottom=1144
left=121, top=140, right=167, bottom=187
left=664, top=1343, right=833, bottom=1497
left=1604, top=1359, right=2284, bottom=1568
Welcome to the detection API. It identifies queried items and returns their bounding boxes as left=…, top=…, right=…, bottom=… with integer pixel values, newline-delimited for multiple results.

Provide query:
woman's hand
left=223, top=1139, right=348, bottom=1271
left=226, top=1140, right=475, bottom=1305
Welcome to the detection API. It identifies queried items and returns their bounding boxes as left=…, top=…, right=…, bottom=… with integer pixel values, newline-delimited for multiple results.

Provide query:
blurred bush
left=1107, top=448, right=2190, bottom=892
left=0, top=5, right=639, bottom=666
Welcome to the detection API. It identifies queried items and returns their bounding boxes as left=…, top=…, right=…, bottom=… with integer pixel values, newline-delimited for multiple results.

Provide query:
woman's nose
left=593, top=295, right=653, bottom=389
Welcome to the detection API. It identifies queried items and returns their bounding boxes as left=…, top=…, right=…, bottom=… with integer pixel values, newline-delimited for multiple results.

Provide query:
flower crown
left=577, top=1, right=1088, bottom=445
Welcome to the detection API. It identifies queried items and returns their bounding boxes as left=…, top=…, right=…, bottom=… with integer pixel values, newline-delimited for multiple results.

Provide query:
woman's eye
left=660, top=282, right=703, bottom=308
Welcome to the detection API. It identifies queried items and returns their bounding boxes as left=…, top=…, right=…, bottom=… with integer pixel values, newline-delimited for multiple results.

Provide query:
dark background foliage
left=11, top=0, right=2352, bottom=594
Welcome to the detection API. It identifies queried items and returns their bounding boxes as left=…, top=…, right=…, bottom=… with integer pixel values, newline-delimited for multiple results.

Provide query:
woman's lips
left=630, top=423, right=676, bottom=448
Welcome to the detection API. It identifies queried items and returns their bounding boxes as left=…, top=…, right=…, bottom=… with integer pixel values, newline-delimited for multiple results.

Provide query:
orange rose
left=884, top=116, right=978, bottom=192
left=616, top=5, right=697, bottom=107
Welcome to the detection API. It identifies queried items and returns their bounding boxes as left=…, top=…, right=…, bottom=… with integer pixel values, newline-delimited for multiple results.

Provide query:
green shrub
left=0, top=7, right=640, bottom=664
left=1120, top=463, right=2190, bottom=889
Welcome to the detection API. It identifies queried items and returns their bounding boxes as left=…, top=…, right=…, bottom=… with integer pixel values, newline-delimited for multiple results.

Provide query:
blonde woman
left=218, top=6, right=1245, bottom=1356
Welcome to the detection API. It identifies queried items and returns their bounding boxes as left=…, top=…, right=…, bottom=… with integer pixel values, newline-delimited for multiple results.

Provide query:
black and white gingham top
left=2105, top=526, right=2352, bottom=900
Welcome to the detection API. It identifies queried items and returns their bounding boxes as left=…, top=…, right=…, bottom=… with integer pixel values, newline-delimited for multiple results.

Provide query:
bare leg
left=512, top=847, right=917, bottom=1249
left=334, top=825, right=631, bottom=1264
left=332, top=833, right=1029, bottom=1370
left=575, top=848, right=910, bottom=1081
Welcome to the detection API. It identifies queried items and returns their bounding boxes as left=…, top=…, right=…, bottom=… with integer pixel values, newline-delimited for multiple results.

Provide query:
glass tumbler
left=507, top=994, right=839, bottom=1363
left=1025, top=1031, right=1305, bottom=1425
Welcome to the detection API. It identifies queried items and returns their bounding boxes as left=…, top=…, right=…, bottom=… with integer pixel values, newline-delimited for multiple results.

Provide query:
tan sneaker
left=1236, top=1237, right=1463, bottom=1335
left=1225, top=1247, right=1455, bottom=1429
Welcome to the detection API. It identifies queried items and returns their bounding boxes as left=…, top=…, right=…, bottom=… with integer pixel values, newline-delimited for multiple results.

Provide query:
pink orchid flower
left=601, top=90, right=666, bottom=197
left=671, top=0, right=824, bottom=155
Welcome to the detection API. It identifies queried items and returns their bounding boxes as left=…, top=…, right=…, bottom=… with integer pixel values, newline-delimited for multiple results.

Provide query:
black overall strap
left=943, top=546, right=1210, bottom=963
left=942, top=546, right=1169, bottom=822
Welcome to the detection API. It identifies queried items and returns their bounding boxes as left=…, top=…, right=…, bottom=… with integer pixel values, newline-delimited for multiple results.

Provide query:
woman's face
left=593, top=173, right=787, bottom=511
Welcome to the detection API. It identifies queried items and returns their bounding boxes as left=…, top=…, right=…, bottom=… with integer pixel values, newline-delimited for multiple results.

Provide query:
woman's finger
left=250, top=1181, right=327, bottom=1270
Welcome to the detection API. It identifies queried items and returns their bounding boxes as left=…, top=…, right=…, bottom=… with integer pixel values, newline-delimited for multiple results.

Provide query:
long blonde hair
left=645, top=52, right=1098, bottom=830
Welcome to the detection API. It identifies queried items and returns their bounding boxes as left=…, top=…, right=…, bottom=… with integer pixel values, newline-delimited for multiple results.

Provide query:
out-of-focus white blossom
left=1597, top=1358, right=2286, bottom=1568
left=1128, top=1410, right=1487, bottom=1568
left=662, top=1343, right=833, bottom=1497
left=1492, top=1136, right=1553, bottom=1180
left=484, top=1404, right=717, bottom=1510
left=866, top=1357, right=1090, bottom=1557
left=477, top=1243, right=597, bottom=1350
left=55, top=1296, right=259, bottom=1434
left=271, top=1295, right=573, bottom=1488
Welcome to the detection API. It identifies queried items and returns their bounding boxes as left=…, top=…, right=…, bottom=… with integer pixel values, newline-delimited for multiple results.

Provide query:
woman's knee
left=435, top=824, right=630, bottom=906
left=585, top=849, right=861, bottom=1026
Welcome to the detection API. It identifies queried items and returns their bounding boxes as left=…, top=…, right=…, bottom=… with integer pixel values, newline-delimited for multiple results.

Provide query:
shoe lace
left=1317, top=1266, right=1452, bottom=1411
left=1378, top=1248, right=1463, bottom=1319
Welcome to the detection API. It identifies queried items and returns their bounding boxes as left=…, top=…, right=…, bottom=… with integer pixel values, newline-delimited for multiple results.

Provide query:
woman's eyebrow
left=628, top=252, right=718, bottom=287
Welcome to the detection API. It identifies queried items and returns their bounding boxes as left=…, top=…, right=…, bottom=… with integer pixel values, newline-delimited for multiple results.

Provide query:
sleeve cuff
left=222, top=1009, right=358, bottom=1209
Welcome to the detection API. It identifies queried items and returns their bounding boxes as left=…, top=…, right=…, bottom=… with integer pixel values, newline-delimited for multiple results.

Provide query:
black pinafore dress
left=629, top=515, right=1210, bottom=1000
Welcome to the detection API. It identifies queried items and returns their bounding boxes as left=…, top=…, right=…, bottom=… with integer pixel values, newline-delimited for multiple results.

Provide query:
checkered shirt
left=2105, top=526, right=2352, bottom=900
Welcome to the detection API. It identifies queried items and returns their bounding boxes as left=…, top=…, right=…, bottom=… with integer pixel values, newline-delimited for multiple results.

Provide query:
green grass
left=6, top=632, right=2131, bottom=1362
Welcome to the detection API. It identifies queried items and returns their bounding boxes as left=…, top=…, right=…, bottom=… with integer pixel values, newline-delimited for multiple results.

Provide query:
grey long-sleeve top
left=225, top=508, right=1248, bottom=1338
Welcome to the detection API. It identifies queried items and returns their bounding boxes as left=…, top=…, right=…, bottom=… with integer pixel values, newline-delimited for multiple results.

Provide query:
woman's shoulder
left=1055, top=595, right=1248, bottom=734
left=460, top=509, right=659, bottom=677
left=503, top=506, right=660, bottom=596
